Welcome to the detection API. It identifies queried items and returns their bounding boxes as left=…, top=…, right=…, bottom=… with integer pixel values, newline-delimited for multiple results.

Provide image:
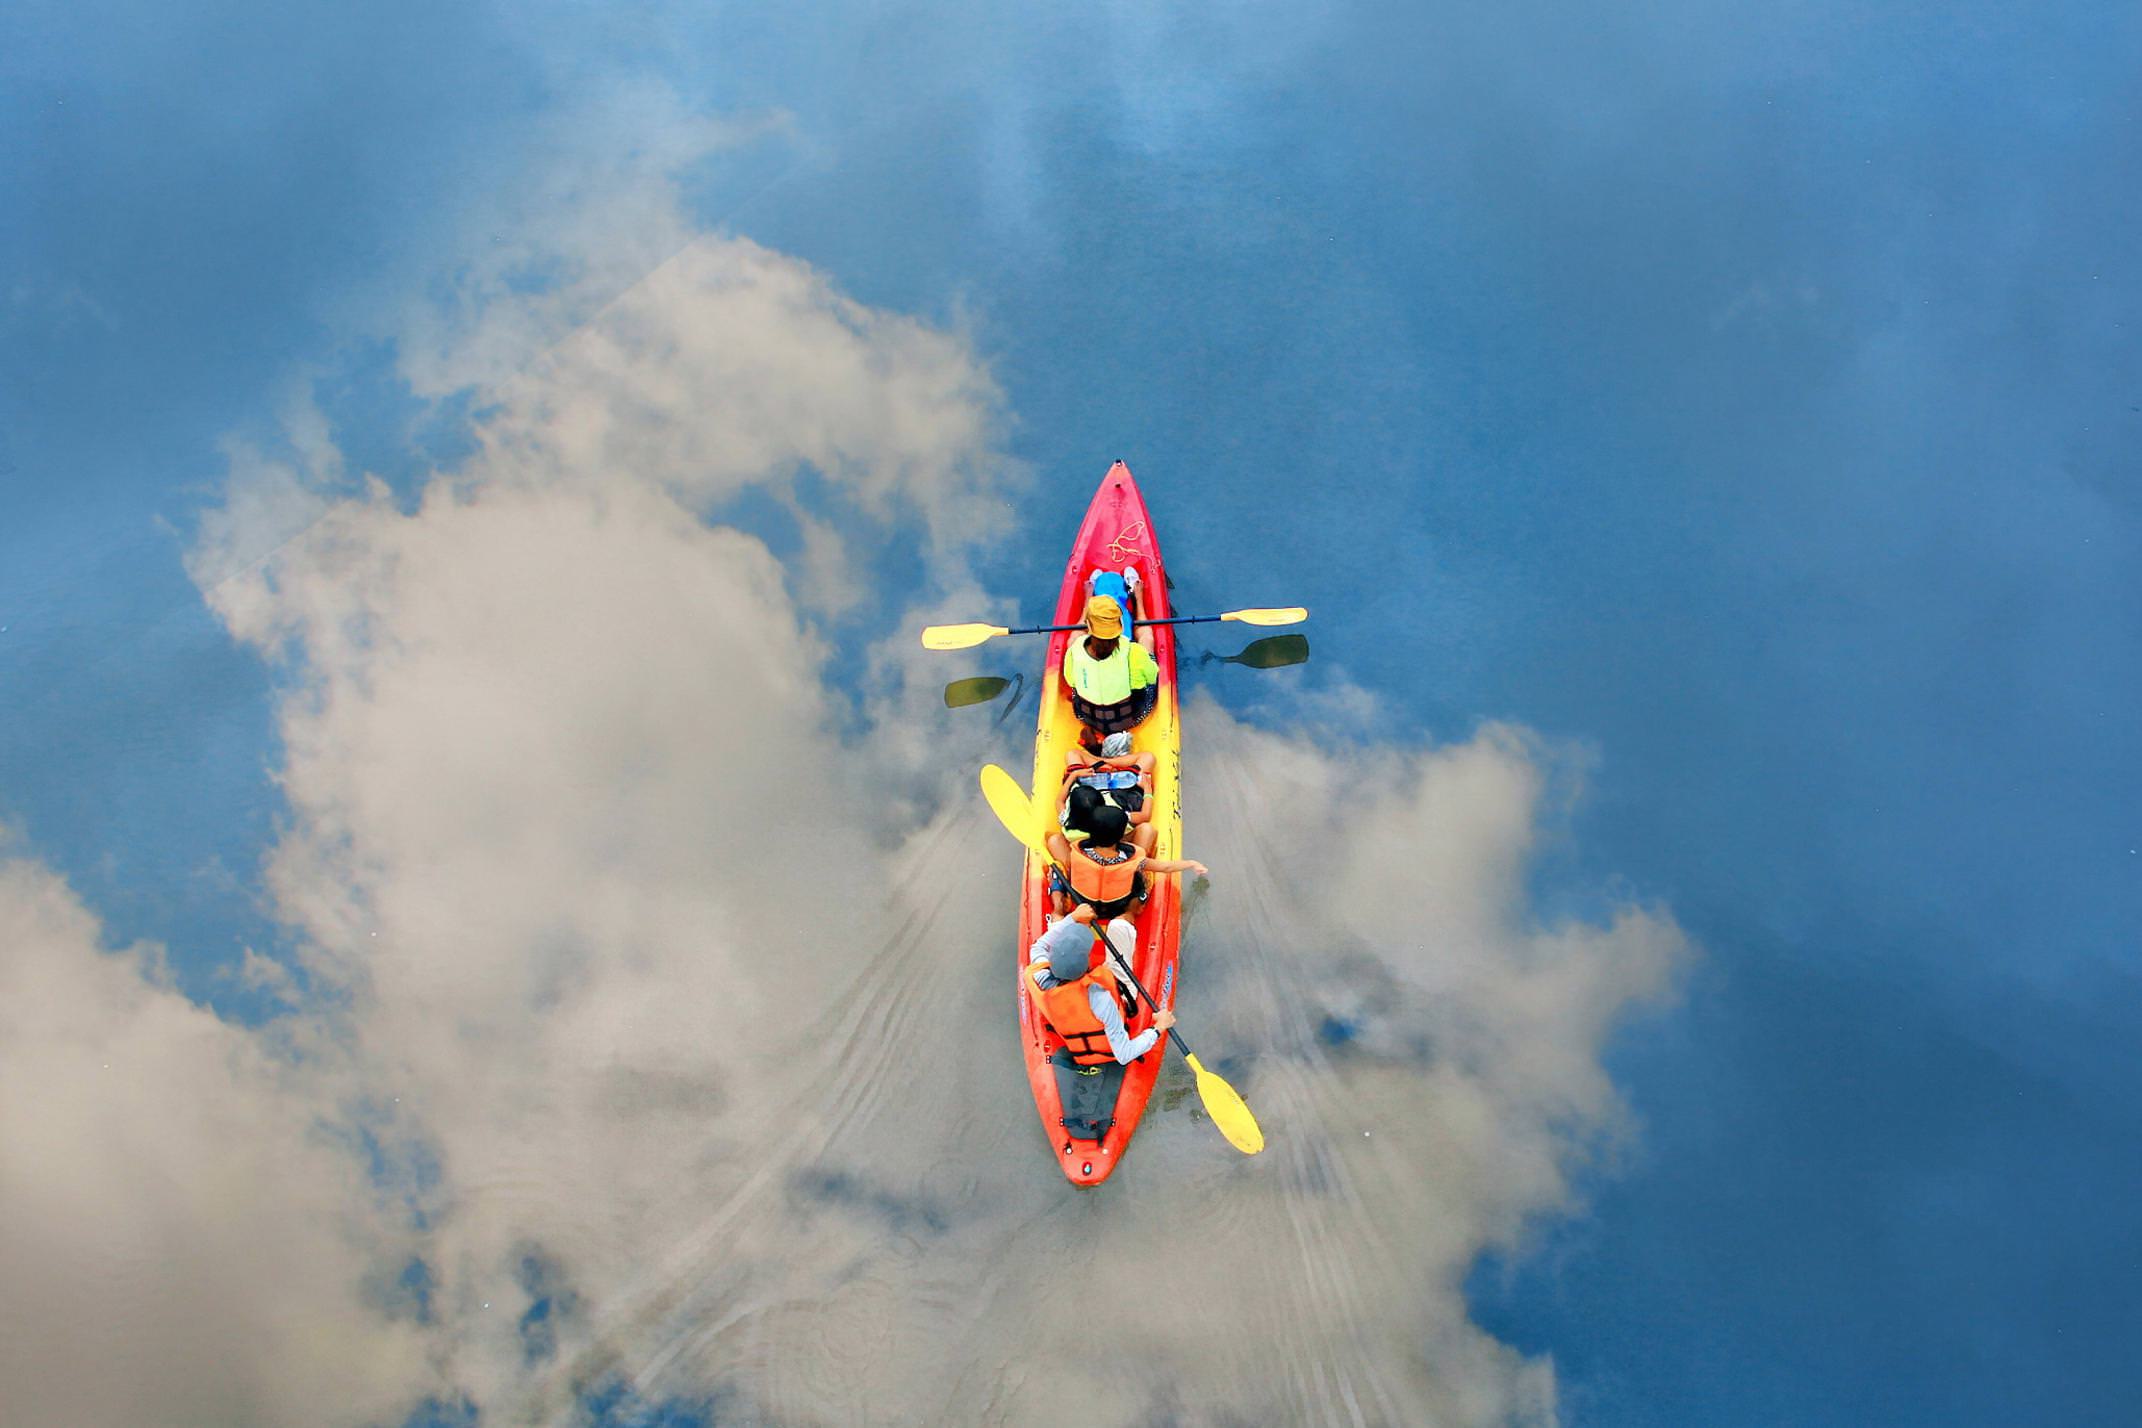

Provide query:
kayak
left=1016, top=461, right=1182, bottom=1186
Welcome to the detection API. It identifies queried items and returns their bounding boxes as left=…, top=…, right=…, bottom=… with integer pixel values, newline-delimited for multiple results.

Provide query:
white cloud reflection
left=0, top=857, right=432, bottom=1427
left=3, top=111, right=1683, bottom=1427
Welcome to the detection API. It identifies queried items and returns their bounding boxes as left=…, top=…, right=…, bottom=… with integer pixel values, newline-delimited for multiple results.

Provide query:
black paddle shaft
left=1097, top=938, right=1193, bottom=1062
left=1007, top=614, right=1232, bottom=637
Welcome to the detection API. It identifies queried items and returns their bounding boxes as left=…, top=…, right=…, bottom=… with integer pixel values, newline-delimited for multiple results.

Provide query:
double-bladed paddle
left=923, top=607, right=1306, bottom=652
left=943, top=675, right=1012, bottom=708
left=980, top=764, right=1265, bottom=1156
left=1198, top=633, right=1310, bottom=670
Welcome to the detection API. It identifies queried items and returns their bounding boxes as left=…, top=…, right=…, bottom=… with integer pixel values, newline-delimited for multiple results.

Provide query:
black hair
left=1087, top=803, right=1129, bottom=848
left=1066, top=783, right=1105, bottom=834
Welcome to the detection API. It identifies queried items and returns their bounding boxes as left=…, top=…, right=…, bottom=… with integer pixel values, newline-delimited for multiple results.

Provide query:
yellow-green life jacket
left=1065, top=637, right=1157, bottom=705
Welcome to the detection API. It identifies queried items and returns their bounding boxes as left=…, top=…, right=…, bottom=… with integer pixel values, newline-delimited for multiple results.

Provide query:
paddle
left=979, top=764, right=1266, bottom=1156
left=943, top=675, right=1012, bottom=709
left=1198, top=633, right=1310, bottom=670
left=923, top=607, right=1307, bottom=651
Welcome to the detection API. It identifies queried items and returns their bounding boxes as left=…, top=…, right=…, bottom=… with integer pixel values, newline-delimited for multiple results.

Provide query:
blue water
left=6, top=1, right=2139, bottom=1422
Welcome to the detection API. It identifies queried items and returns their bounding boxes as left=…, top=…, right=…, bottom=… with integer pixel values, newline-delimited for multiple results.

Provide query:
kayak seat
left=1051, top=1048, right=1123, bottom=1141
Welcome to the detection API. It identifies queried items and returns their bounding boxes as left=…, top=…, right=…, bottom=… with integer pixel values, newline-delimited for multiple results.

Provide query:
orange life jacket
left=1026, top=957, right=1135, bottom=1066
left=1065, top=843, right=1145, bottom=905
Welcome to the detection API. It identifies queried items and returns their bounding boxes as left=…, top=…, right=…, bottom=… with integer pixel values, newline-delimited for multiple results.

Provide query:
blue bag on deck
left=1088, top=570, right=1135, bottom=640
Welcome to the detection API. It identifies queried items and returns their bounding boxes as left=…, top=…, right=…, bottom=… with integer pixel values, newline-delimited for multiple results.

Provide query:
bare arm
left=1143, top=857, right=1207, bottom=877
left=1027, top=909, right=1096, bottom=969
left=1059, top=755, right=1116, bottom=801
left=1087, top=983, right=1160, bottom=1063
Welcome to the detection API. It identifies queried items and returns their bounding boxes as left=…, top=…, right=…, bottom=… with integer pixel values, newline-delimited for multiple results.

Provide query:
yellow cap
left=1084, top=594, right=1123, bottom=638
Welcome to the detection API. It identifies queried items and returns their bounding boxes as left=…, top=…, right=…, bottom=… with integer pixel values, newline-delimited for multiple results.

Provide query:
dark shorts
left=1070, top=682, right=1158, bottom=735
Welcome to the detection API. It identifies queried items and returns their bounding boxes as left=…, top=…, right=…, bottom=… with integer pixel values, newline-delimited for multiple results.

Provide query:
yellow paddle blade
left=1220, top=607, right=1308, bottom=627
left=922, top=622, right=1011, bottom=651
left=979, top=764, right=1048, bottom=857
left=1184, top=1052, right=1265, bottom=1155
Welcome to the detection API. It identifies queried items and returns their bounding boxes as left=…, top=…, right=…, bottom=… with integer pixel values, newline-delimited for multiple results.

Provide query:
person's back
left=1052, top=805, right=1147, bottom=919
left=1024, top=906, right=1174, bottom=1067
left=1063, top=592, right=1159, bottom=734
left=1044, top=804, right=1207, bottom=922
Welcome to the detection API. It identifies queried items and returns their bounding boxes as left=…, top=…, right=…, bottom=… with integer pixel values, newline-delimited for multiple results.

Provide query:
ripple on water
left=487, top=713, right=1663, bottom=1426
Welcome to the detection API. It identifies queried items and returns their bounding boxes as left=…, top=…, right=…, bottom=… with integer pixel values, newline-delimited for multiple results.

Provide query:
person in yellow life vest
left=1043, top=803, right=1207, bottom=921
left=1024, top=904, right=1176, bottom=1065
left=1062, top=592, right=1159, bottom=734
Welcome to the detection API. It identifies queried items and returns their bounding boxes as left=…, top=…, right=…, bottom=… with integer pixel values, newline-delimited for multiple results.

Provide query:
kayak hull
left=1016, top=462, right=1181, bottom=1186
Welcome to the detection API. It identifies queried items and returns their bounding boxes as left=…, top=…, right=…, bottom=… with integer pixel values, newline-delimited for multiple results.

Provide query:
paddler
left=1025, top=904, right=1176, bottom=1064
left=1062, top=586, right=1159, bottom=734
left=1060, top=729, right=1156, bottom=834
left=1044, top=803, right=1206, bottom=921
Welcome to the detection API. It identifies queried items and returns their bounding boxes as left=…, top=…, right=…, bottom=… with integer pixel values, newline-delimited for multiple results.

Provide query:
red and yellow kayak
left=1016, top=462, right=1182, bottom=1186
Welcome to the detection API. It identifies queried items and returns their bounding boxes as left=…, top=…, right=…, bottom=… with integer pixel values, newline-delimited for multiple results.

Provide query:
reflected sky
left=5, top=1, right=2140, bottom=1423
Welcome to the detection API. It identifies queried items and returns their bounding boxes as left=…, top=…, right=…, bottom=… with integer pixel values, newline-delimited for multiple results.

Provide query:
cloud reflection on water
left=1, top=132, right=1682, bottom=1427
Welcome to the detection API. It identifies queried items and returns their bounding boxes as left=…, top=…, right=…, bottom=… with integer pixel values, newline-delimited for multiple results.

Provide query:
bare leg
left=1127, top=752, right=1158, bottom=826
left=1060, top=752, right=1086, bottom=811
left=1044, top=833, right=1075, bottom=916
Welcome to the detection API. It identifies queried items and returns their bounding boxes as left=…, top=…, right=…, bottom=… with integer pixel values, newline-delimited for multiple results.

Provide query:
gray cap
left=1047, top=917, right=1135, bottom=980
left=1046, top=927, right=1097, bottom=980
left=1100, top=732, right=1134, bottom=758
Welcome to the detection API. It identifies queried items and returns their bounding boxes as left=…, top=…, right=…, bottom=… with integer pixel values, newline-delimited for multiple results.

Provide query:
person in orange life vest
left=1062, top=590, right=1159, bottom=734
left=1044, top=802, right=1207, bottom=921
left=1024, top=903, right=1176, bottom=1064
